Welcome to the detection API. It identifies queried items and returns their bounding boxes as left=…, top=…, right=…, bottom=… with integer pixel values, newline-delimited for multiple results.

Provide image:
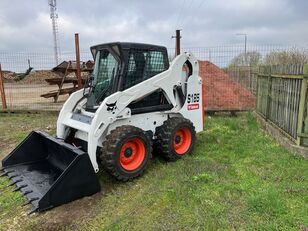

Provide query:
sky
left=0, top=0, right=308, bottom=53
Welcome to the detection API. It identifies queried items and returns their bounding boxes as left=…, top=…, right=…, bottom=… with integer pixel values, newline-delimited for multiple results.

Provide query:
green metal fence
left=256, top=64, right=308, bottom=146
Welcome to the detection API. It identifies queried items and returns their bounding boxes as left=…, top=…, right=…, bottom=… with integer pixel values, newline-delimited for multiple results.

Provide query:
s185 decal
left=187, top=93, right=200, bottom=103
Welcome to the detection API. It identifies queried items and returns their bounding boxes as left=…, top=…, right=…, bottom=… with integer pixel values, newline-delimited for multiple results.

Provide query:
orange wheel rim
left=120, top=138, right=146, bottom=171
left=173, top=127, right=192, bottom=155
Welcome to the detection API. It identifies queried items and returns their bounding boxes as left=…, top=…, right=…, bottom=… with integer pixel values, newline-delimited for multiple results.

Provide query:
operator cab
left=85, top=42, right=172, bottom=113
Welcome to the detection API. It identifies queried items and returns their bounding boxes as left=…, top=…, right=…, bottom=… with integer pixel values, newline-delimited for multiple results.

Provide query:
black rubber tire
left=100, top=125, right=152, bottom=181
left=155, top=117, right=196, bottom=161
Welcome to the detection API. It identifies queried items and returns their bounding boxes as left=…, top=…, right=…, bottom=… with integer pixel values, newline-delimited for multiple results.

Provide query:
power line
left=182, top=0, right=206, bottom=27
left=186, top=0, right=206, bottom=26
left=196, top=0, right=207, bottom=9
left=171, top=0, right=207, bottom=47
left=181, top=0, right=206, bottom=33
left=174, top=0, right=186, bottom=29
left=176, top=0, right=195, bottom=28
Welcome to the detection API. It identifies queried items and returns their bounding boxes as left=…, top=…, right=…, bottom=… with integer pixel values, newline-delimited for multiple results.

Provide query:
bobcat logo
left=106, top=101, right=117, bottom=112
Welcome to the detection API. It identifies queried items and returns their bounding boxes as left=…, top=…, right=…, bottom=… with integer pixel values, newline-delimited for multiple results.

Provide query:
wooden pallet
left=45, top=78, right=85, bottom=88
left=42, top=60, right=92, bottom=102
left=41, top=87, right=77, bottom=102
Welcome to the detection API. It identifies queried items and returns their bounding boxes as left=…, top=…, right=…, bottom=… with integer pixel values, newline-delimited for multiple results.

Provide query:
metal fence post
left=296, top=64, right=308, bottom=145
left=0, top=63, right=7, bottom=110
left=256, top=68, right=260, bottom=112
left=265, top=66, right=272, bottom=120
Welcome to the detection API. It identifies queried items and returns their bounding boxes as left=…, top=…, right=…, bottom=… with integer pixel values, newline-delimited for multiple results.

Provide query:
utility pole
left=172, top=29, right=182, bottom=56
left=236, top=33, right=247, bottom=65
left=49, top=0, right=60, bottom=65
left=75, top=33, right=82, bottom=89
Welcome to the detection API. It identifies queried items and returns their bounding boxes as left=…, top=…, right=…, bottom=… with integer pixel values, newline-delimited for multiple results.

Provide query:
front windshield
left=92, top=49, right=119, bottom=103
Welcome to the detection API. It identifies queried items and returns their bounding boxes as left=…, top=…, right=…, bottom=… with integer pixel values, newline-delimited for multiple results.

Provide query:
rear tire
left=155, top=117, right=196, bottom=161
left=100, top=126, right=152, bottom=181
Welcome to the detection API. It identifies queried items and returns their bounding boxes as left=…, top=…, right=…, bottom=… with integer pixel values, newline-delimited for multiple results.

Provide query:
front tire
left=100, top=126, right=152, bottom=181
left=155, top=117, right=196, bottom=161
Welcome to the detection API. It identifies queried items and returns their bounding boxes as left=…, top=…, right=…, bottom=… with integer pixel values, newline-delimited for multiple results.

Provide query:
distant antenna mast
left=48, top=0, right=60, bottom=65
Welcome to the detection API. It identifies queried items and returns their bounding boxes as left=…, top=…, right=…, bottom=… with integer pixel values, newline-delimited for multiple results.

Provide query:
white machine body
left=57, top=52, right=204, bottom=172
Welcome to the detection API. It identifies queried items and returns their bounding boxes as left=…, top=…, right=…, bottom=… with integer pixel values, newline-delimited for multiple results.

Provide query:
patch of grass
left=0, top=112, right=307, bottom=231
left=0, top=113, right=57, bottom=146
left=0, top=179, right=25, bottom=210
left=247, top=187, right=286, bottom=216
left=0, top=112, right=58, bottom=230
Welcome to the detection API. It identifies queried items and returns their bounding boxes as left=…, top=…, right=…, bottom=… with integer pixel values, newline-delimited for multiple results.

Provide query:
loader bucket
left=1, top=130, right=101, bottom=213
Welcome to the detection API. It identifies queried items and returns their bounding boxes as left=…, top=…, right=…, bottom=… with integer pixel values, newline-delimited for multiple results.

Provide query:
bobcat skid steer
left=1, top=42, right=204, bottom=213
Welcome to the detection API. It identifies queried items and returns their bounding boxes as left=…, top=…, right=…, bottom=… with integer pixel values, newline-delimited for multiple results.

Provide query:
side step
left=1, top=131, right=101, bottom=213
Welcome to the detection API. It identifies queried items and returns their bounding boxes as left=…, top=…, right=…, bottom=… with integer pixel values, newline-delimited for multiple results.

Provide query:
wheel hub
left=124, top=148, right=133, bottom=158
left=175, top=135, right=181, bottom=144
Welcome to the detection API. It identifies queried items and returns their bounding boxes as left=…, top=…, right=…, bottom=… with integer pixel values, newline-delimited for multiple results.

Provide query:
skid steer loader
left=1, top=42, right=204, bottom=213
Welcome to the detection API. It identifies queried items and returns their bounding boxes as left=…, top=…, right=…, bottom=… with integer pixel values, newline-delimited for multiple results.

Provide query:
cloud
left=0, top=0, right=307, bottom=53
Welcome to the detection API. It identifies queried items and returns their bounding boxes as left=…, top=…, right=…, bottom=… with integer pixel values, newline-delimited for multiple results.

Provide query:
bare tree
left=229, top=51, right=261, bottom=67
left=264, top=48, right=308, bottom=65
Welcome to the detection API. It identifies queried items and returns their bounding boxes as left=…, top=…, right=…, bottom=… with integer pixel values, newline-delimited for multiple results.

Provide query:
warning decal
left=188, top=104, right=199, bottom=110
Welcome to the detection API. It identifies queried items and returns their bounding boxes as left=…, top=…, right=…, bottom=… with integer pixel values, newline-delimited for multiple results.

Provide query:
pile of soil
left=199, top=61, right=255, bottom=111
left=2, top=71, right=16, bottom=83
left=2, top=70, right=89, bottom=84
left=2, top=70, right=63, bottom=84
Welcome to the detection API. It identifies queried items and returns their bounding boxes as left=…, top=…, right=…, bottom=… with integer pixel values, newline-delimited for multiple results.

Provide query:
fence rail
left=256, top=64, right=308, bottom=146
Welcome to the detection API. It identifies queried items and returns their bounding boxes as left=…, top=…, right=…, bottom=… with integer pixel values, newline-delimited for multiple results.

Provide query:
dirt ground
left=2, top=69, right=81, bottom=111
left=3, top=83, right=69, bottom=111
